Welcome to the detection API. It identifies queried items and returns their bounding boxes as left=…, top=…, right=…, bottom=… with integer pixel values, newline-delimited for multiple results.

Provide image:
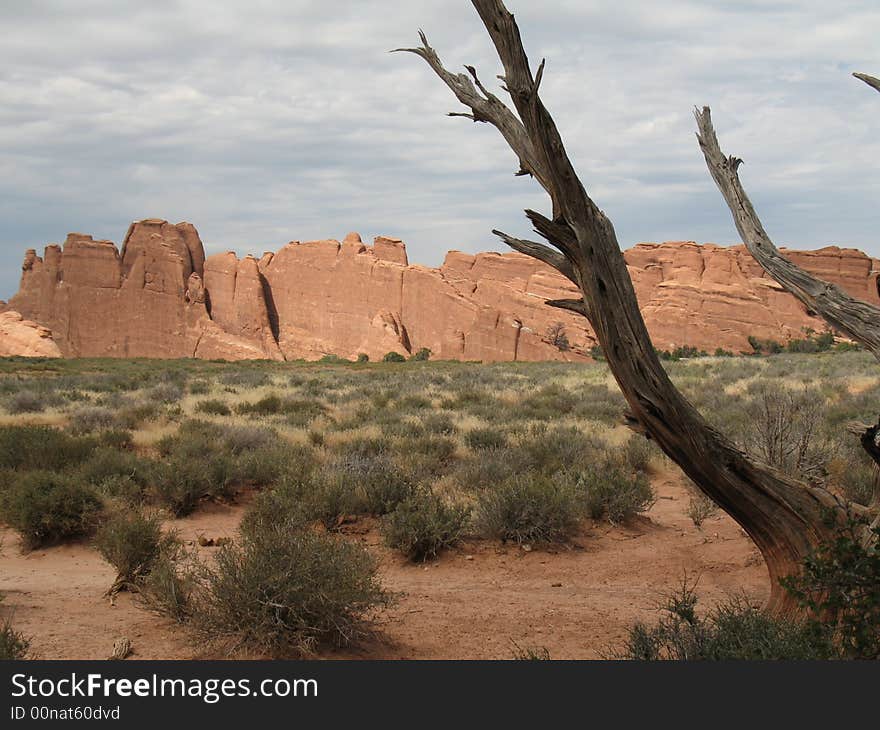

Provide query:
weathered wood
left=847, top=420, right=880, bottom=512
left=402, top=0, right=862, bottom=615
left=854, top=72, right=880, bottom=94
left=695, top=106, right=880, bottom=362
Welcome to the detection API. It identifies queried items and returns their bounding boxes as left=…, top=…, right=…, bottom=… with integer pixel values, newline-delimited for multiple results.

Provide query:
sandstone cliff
left=2, top=219, right=877, bottom=361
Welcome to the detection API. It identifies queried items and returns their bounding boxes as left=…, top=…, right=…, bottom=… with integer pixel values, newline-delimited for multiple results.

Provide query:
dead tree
left=694, top=95, right=880, bottom=362
left=695, top=74, right=880, bottom=514
left=397, top=0, right=864, bottom=615
left=546, top=322, right=570, bottom=351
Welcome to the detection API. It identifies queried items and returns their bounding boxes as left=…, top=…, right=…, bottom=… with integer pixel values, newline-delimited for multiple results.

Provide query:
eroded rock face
left=3, top=221, right=877, bottom=361
left=0, top=311, right=62, bottom=358
left=4, top=221, right=279, bottom=360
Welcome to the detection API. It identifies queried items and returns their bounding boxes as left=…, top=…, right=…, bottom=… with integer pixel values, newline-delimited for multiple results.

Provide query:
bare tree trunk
left=695, top=76, right=880, bottom=489
left=397, top=0, right=865, bottom=616
left=694, top=104, right=880, bottom=362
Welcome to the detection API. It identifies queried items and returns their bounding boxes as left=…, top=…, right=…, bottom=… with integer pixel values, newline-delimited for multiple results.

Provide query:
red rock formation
left=2, top=220, right=877, bottom=361
left=4, top=221, right=279, bottom=360
left=0, top=311, right=62, bottom=357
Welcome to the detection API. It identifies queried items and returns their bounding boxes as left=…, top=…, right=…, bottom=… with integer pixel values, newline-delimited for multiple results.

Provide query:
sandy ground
left=0, top=468, right=767, bottom=660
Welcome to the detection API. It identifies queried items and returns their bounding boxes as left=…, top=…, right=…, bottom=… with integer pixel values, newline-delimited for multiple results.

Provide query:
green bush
left=0, top=471, right=103, bottom=550
left=464, top=427, right=508, bottom=451
left=622, top=436, right=655, bottom=474
left=781, top=522, right=880, bottom=659
left=78, top=447, right=154, bottom=499
left=149, top=383, right=184, bottom=404
left=0, top=616, right=29, bottom=660
left=194, top=399, right=232, bottom=416
left=299, top=470, right=358, bottom=530
left=356, top=353, right=369, bottom=363
left=94, top=508, right=175, bottom=591
left=618, top=581, right=831, bottom=660
left=150, top=456, right=225, bottom=516
left=410, top=348, right=432, bottom=362
left=193, top=523, right=387, bottom=655
left=235, top=394, right=285, bottom=416
left=382, top=352, right=407, bottom=363
left=382, top=491, right=470, bottom=562
left=138, top=542, right=193, bottom=623
left=68, top=406, right=116, bottom=434
left=578, top=455, right=654, bottom=523
left=6, top=390, right=47, bottom=414
left=421, top=413, right=456, bottom=436
left=474, top=472, right=582, bottom=545
left=0, top=425, right=97, bottom=472
left=239, top=480, right=310, bottom=538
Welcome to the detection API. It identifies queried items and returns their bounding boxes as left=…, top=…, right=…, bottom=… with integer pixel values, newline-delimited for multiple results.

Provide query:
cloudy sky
left=1, top=0, right=879, bottom=299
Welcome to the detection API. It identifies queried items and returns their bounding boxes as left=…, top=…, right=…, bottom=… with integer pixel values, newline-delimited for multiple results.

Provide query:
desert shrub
left=382, top=490, right=470, bottom=562
left=0, top=471, right=103, bottom=550
left=138, top=542, right=194, bottom=623
left=283, top=399, right=328, bottom=428
left=116, top=401, right=161, bottom=429
left=299, top=470, right=358, bottom=530
left=155, top=419, right=223, bottom=458
left=618, top=581, right=831, bottom=660
left=781, top=522, right=880, bottom=659
left=826, top=437, right=875, bottom=507
left=622, top=435, right=655, bottom=474
left=347, top=455, right=414, bottom=515
left=332, top=436, right=388, bottom=459
left=0, top=425, right=97, bottom=472
left=398, top=434, right=456, bottom=464
left=742, top=385, right=829, bottom=482
left=219, top=370, right=272, bottom=389
left=97, top=428, right=134, bottom=451
left=221, top=424, right=277, bottom=454
left=474, top=472, right=582, bottom=545
left=193, top=524, right=387, bottom=655
left=356, top=353, right=369, bottom=363
left=465, top=427, right=508, bottom=451
left=235, top=393, right=284, bottom=416
left=194, top=399, right=232, bottom=416
left=239, top=480, right=310, bottom=538
left=6, top=390, right=47, bottom=414
left=68, top=406, right=116, bottom=434
left=420, top=412, right=456, bottom=436
left=94, top=508, right=175, bottom=591
left=454, top=448, right=522, bottom=492
left=578, top=453, right=655, bottom=523
left=397, top=394, right=432, bottom=410
left=382, top=352, right=406, bottom=363
left=149, top=382, right=184, bottom=404
left=511, top=642, right=551, bottom=660
left=233, top=444, right=315, bottom=487
left=686, top=491, right=719, bottom=528
left=571, top=385, right=626, bottom=423
left=0, top=616, right=29, bottom=660
left=518, top=425, right=605, bottom=474
left=189, top=380, right=211, bottom=395
left=518, top=384, right=577, bottom=420
left=410, top=347, right=432, bottom=362
left=150, top=456, right=228, bottom=516
left=78, top=446, right=154, bottom=500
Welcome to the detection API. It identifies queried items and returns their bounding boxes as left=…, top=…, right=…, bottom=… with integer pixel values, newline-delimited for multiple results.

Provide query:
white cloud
left=1, top=0, right=879, bottom=298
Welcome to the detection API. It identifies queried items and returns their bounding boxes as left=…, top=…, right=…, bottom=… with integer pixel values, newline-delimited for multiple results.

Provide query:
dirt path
left=0, top=468, right=768, bottom=660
